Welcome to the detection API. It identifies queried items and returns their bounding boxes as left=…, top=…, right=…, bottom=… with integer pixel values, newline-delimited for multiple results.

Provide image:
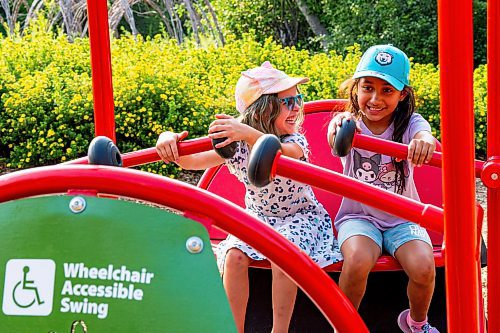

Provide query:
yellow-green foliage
left=473, top=64, right=487, bottom=153
left=0, top=27, right=488, bottom=177
left=411, top=63, right=441, bottom=139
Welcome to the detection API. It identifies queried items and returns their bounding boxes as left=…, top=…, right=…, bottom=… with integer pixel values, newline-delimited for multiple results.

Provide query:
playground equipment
left=0, top=163, right=367, bottom=331
left=332, top=118, right=357, bottom=157
left=0, top=0, right=498, bottom=332
left=197, top=100, right=486, bottom=332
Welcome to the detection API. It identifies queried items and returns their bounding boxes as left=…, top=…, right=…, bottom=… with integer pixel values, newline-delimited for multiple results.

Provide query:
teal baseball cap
left=353, top=44, right=410, bottom=91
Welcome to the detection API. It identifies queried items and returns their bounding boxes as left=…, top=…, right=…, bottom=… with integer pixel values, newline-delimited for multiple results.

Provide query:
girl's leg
left=270, top=263, right=297, bottom=333
left=223, top=248, right=251, bottom=333
left=339, top=235, right=381, bottom=309
left=395, top=240, right=435, bottom=321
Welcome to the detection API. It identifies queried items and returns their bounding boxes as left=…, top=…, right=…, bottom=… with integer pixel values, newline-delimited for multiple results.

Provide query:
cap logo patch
left=375, top=52, right=393, bottom=66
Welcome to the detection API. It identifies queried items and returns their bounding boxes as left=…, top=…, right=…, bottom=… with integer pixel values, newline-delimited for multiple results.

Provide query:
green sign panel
left=0, top=195, right=236, bottom=332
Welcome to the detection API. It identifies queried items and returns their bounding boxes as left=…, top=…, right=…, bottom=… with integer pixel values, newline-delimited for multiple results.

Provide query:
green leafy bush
left=0, top=27, right=488, bottom=178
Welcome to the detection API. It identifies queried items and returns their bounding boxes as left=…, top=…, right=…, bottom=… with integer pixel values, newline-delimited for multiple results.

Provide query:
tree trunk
left=143, top=0, right=175, bottom=37
left=193, top=0, right=217, bottom=45
left=182, top=0, right=200, bottom=45
left=293, top=0, right=328, bottom=50
left=0, top=0, right=14, bottom=34
left=164, top=0, right=184, bottom=44
left=203, top=0, right=225, bottom=45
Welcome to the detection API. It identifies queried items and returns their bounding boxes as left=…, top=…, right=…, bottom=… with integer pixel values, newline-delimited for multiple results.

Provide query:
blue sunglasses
left=279, top=94, right=304, bottom=110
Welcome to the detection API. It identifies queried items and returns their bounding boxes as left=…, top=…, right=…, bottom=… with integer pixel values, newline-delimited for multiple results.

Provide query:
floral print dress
left=216, top=133, right=343, bottom=272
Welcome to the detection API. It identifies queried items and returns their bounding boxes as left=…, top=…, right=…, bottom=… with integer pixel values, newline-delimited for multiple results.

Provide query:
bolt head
left=69, top=196, right=87, bottom=214
left=186, top=236, right=204, bottom=254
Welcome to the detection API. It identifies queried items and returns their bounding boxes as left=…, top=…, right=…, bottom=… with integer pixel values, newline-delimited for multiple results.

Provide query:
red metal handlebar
left=353, top=134, right=485, bottom=178
left=276, top=156, right=444, bottom=234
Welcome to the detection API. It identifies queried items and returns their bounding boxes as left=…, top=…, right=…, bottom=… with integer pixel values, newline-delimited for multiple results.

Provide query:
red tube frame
left=438, top=0, right=481, bottom=331
left=487, top=0, right=500, bottom=329
left=87, top=0, right=116, bottom=142
left=0, top=165, right=368, bottom=333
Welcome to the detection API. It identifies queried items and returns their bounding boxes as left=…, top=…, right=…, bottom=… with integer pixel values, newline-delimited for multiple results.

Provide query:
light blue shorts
left=337, top=219, right=433, bottom=257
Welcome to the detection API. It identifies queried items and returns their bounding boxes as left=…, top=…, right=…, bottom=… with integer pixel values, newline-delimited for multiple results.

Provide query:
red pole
left=352, top=134, right=485, bottom=178
left=438, top=0, right=480, bottom=331
left=87, top=0, right=116, bottom=142
left=486, top=0, right=500, bottom=329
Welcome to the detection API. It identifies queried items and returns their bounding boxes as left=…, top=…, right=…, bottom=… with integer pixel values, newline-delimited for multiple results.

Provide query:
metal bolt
left=186, top=236, right=204, bottom=254
left=492, top=173, right=499, bottom=181
left=69, top=196, right=86, bottom=214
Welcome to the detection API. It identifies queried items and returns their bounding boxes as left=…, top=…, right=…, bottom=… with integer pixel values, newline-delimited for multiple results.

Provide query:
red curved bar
left=0, top=165, right=368, bottom=333
left=304, top=99, right=346, bottom=114
left=197, top=165, right=222, bottom=188
left=276, top=157, right=444, bottom=234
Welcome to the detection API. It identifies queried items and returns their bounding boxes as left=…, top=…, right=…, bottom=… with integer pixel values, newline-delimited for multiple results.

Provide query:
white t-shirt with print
left=334, top=113, right=432, bottom=231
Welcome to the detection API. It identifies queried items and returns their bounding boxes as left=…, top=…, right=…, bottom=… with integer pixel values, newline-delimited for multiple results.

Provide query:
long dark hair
left=341, top=78, right=416, bottom=194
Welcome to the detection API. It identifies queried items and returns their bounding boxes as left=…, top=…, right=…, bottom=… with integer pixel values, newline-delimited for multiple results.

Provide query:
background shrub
left=215, top=0, right=487, bottom=66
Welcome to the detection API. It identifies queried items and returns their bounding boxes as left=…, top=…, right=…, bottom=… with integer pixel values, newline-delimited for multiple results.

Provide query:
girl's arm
left=208, top=114, right=263, bottom=148
left=407, top=130, right=436, bottom=167
left=155, top=131, right=225, bottom=170
left=280, top=142, right=305, bottom=160
left=208, top=114, right=304, bottom=160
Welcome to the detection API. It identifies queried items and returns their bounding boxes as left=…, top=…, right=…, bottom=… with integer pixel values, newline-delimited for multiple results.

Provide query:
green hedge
left=0, top=27, right=488, bottom=177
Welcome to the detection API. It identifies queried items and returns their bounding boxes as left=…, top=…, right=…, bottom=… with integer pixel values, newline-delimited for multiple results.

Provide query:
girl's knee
left=408, top=256, right=435, bottom=285
left=225, top=249, right=250, bottom=270
left=342, top=251, right=377, bottom=277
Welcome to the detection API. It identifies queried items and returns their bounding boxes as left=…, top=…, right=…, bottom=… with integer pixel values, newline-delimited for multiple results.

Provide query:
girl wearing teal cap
left=327, top=45, right=439, bottom=333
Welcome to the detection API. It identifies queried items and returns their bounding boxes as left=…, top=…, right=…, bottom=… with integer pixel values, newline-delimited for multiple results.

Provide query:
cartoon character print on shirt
left=377, top=161, right=410, bottom=190
left=353, top=150, right=410, bottom=191
left=353, top=150, right=381, bottom=183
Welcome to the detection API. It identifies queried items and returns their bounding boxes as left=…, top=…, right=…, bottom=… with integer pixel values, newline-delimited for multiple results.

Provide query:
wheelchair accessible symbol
left=13, top=266, right=45, bottom=308
left=2, top=259, right=55, bottom=316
